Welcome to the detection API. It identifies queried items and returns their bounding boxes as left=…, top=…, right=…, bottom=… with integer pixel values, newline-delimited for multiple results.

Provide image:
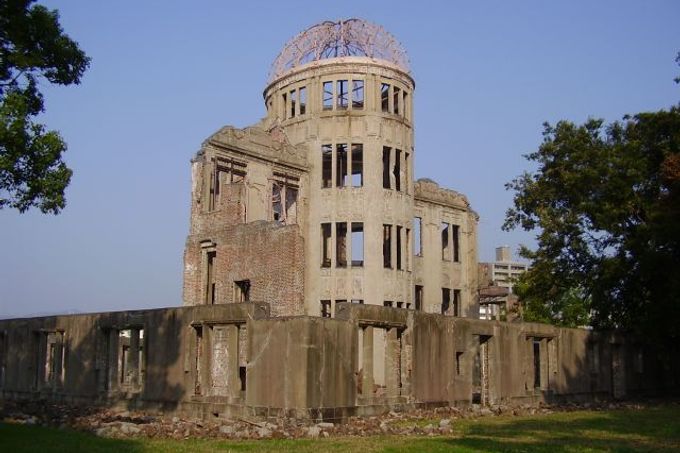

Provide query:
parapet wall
left=0, top=303, right=675, bottom=421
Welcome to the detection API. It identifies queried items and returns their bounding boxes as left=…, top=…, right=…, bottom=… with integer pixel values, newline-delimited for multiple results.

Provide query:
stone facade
left=1, top=19, right=677, bottom=422
left=0, top=305, right=674, bottom=421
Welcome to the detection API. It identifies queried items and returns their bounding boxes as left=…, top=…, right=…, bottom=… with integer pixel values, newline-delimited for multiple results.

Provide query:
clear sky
left=1, top=0, right=678, bottom=318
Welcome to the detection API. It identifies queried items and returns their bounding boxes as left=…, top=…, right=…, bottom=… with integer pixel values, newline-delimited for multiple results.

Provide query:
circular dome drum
left=269, top=18, right=411, bottom=83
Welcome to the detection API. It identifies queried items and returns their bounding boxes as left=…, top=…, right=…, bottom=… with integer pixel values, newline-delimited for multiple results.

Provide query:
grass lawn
left=1, top=405, right=679, bottom=452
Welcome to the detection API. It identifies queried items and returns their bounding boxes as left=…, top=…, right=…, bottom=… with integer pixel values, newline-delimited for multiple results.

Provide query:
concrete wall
left=1, top=304, right=675, bottom=421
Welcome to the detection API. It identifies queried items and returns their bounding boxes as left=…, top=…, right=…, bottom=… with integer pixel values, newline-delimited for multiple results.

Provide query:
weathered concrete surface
left=0, top=304, right=677, bottom=421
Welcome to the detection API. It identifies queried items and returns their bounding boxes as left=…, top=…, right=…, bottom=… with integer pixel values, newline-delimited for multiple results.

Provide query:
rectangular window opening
left=393, top=86, right=401, bottom=115
left=441, top=288, right=451, bottom=315
left=322, top=144, right=332, bottom=188
left=383, top=224, right=392, bottom=268
left=351, top=299, right=364, bottom=304
left=336, top=144, right=348, bottom=187
left=452, top=225, right=460, bottom=262
left=403, top=91, right=409, bottom=118
left=321, top=223, right=332, bottom=268
left=404, top=152, right=410, bottom=194
left=351, top=222, right=364, bottom=267
left=351, top=144, right=363, bottom=187
left=441, top=222, right=450, bottom=261
left=323, top=81, right=333, bottom=110
left=239, top=366, right=247, bottom=392
left=383, top=301, right=394, bottom=307
left=414, top=217, right=422, bottom=256
left=234, top=280, right=250, bottom=302
left=321, top=300, right=331, bottom=318
left=393, top=149, right=401, bottom=191
left=382, top=147, right=391, bottom=189
left=533, top=340, right=541, bottom=389
left=282, top=92, right=287, bottom=119
left=336, top=222, right=347, bottom=268
left=415, top=285, right=423, bottom=311
left=299, top=86, right=306, bottom=115
left=290, top=89, right=296, bottom=118
left=453, top=289, right=461, bottom=317
left=352, top=80, right=364, bottom=109
left=337, top=80, right=348, bottom=109
left=381, top=83, right=390, bottom=112
left=396, top=225, right=403, bottom=270
left=206, top=250, right=216, bottom=304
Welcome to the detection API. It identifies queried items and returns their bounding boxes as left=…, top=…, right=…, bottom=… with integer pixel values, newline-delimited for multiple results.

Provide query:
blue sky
left=1, top=0, right=678, bottom=317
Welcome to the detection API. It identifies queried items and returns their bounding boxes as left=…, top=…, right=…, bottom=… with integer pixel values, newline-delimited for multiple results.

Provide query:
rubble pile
left=0, top=400, right=662, bottom=440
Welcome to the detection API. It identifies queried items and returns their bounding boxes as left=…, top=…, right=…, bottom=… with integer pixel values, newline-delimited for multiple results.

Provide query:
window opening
left=299, top=86, right=306, bottom=115
left=414, top=217, right=422, bottom=256
left=405, top=228, right=411, bottom=271
left=282, top=92, right=287, bottom=118
left=415, top=285, right=423, bottom=311
left=337, top=80, right=348, bottom=109
left=396, top=225, right=403, bottom=270
left=194, top=326, right=203, bottom=395
left=441, top=222, right=450, bottom=261
left=351, top=299, right=364, bottom=304
left=352, top=80, right=364, bottom=109
left=336, top=144, right=348, bottom=187
left=383, top=224, right=392, bottom=268
left=239, top=366, right=247, bottom=391
left=383, top=301, right=393, bottom=307
left=441, top=288, right=451, bottom=315
left=533, top=340, right=541, bottom=389
left=382, top=147, right=391, bottom=189
left=351, top=223, right=364, bottom=267
left=321, top=223, right=332, bottom=267
left=234, top=280, right=250, bottom=302
left=271, top=174, right=299, bottom=224
left=393, top=149, right=401, bottom=191
left=393, top=86, right=400, bottom=115
left=381, top=83, right=389, bottom=112
left=210, top=159, right=246, bottom=211
left=453, top=289, right=461, bottom=317
left=323, top=81, right=333, bottom=110
left=206, top=250, right=216, bottom=304
left=403, top=91, right=409, bottom=119
left=351, top=144, right=363, bottom=187
left=290, top=89, right=297, bottom=118
left=404, top=152, right=410, bottom=194
left=321, top=300, right=332, bottom=318
left=452, top=225, right=460, bottom=262
left=336, top=222, right=347, bottom=268
left=321, top=144, right=332, bottom=188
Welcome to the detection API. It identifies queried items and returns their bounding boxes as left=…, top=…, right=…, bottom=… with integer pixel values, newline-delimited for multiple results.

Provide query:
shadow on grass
left=0, top=423, right=144, bottom=453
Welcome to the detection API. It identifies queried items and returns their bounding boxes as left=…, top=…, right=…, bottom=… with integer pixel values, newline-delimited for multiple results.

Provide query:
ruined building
left=182, top=18, right=479, bottom=319
left=0, top=19, right=676, bottom=421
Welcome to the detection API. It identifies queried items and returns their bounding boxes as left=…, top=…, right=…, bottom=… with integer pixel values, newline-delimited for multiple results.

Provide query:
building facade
left=0, top=19, right=675, bottom=422
left=183, top=19, right=479, bottom=319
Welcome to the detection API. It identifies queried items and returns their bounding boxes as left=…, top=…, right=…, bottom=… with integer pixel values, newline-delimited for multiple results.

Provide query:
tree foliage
left=0, top=0, right=89, bottom=213
left=504, top=106, right=680, bottom=342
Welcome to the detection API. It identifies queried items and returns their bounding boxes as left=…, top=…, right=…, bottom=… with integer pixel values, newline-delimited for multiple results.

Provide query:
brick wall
left=183, top=221, right=305, bottom=317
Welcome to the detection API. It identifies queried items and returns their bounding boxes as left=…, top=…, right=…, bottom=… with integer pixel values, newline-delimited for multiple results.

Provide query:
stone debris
left=0, top=399, right=674, bottom=441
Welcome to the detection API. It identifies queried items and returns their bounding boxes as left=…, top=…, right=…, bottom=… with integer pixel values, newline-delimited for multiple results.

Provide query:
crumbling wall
left=184, top=222, right=305, bottom=316
left=0, top=304, right=676, bottom=421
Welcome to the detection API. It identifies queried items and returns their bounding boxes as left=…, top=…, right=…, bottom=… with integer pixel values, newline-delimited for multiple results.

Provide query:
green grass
left=1, top=405, right=679, bottom=452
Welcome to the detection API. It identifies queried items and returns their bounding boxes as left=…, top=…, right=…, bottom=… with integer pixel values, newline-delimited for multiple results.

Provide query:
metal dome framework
left=269, top=18, right=411, bottom=83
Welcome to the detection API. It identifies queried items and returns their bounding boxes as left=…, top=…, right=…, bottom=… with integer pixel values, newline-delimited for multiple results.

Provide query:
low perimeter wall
left=0, top=303, right=676, bottom=421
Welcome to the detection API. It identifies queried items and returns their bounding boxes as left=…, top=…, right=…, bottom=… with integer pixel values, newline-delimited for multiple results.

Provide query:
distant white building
left=478, top=246, right=529, bottom=320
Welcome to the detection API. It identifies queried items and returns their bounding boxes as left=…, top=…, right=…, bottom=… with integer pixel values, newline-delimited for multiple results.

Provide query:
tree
left=0, top=0, right=89, bottom=213
left=504, top=107, right=680, bottom=343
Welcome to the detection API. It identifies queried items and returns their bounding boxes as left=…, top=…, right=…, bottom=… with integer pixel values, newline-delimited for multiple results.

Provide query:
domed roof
left=269, top=18, right=410, bottom=83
